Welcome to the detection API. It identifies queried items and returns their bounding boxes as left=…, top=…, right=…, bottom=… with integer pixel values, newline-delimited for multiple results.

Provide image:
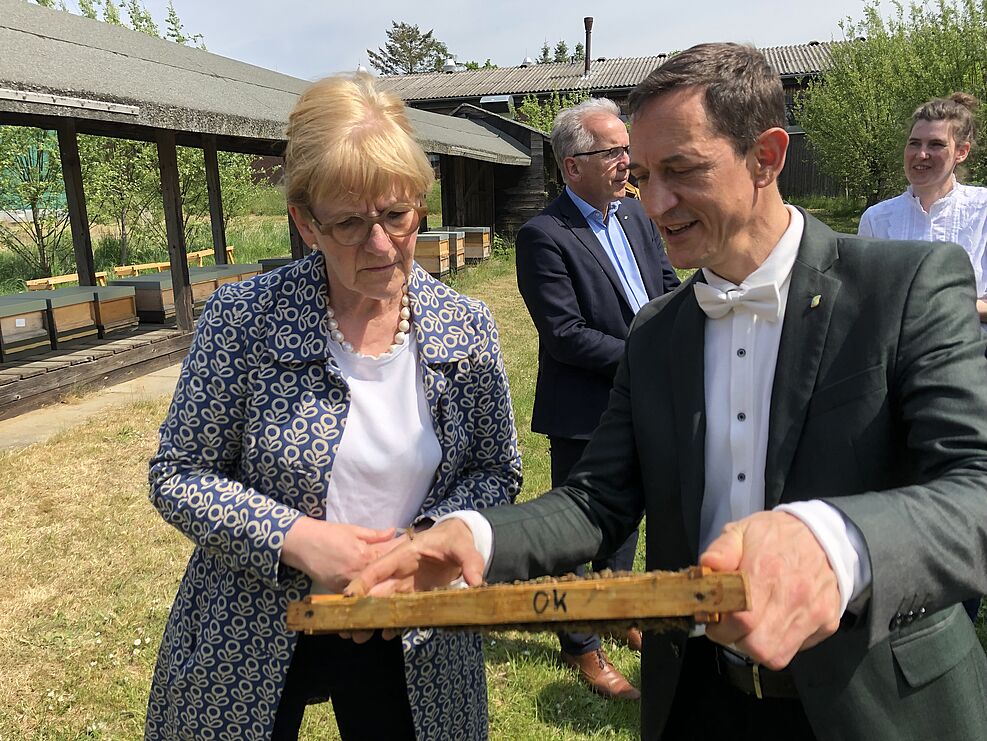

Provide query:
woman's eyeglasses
left=303, top=203, right=428, bottom=246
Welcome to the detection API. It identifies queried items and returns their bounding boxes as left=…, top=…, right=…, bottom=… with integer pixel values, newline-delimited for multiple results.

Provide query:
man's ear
left=563, top=156, right=582, bottom=183
left=750, top=127, right=789, bottom=189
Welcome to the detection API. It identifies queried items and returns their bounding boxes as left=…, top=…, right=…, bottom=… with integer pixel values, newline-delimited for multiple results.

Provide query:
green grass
left=247, top=185, right=288, bottom=216
left=789, top=195, right=867, bottom=234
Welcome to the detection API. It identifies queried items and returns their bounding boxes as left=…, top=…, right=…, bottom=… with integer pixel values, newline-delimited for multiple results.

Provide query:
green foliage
left=515, top=91, right=590, bottom=133
left=2, top=1, right=258, bottom=281
left=164, top=0, right=203, bottom=48
left=122, top=0, right=158, bottom=35
left=463, top=59, right=496, bottom=71
left=0, top=126, right=72, bottom=277
left=797, top=0, right=987, bottom=205
left=77, top=0, right=98, bottom=18
left=574, top=42, right=585, bottom=62
left=367, top=21, right=452, bottom=75
left=103, top=0, right=120, bottom=24
left=538, top=42, right=551, bottom=64
left=246, top=185, right=288, bottom=217
left=553, top=40, right=569, bottom=63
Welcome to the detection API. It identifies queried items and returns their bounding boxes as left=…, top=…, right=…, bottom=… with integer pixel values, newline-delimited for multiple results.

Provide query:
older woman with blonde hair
left=144, top=73, right=521, bottom=740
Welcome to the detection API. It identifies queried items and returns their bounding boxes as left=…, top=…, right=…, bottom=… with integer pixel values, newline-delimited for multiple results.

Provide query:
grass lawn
left=1, top=226, right=984, bottom=739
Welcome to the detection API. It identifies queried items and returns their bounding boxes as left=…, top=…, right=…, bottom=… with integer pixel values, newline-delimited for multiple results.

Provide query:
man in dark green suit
left=352, top=43, right=987, bottom=740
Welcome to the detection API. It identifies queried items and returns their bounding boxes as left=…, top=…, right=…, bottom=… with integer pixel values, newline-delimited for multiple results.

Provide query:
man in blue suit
left=515, top=98, right=680, bottom=700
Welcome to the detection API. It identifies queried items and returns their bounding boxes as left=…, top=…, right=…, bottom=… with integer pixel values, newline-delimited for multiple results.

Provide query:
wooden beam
left=287, top=568, right=750, bottom=634
left=203, top=134, right=228, bottom=265
left=55, top=120, right=98, bottom=287
left=288, top=212, right=306, bottom=260
left=156, top=131, right=194, bottom=332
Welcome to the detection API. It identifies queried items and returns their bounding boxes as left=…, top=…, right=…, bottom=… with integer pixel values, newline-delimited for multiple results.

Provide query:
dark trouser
left=550, top=436, right=640, bottom=656
left=964, top=597, right=982, bottom=621
left=661, top=638, right=817, bottom=740
left=271, top=632, right=415, bottom=741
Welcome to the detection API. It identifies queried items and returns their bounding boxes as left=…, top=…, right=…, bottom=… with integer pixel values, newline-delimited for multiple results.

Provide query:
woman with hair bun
left=859, top=93, right=987, bottom=329
left=859, top=93, right=985, bottom=623
left=144, top=72, right=521, bottom=741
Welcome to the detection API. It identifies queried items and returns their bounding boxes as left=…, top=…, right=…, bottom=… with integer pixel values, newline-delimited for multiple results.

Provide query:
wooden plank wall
left=440, top=156, right=496, bottom=234
left=779, top=131, right=844, bottom=199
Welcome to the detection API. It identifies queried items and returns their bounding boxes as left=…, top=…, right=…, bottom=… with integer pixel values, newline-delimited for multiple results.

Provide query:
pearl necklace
left=326, top=283, right=411, bottom=355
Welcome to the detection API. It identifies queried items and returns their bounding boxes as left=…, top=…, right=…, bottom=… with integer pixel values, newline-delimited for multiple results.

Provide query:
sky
left=62, top=0, right=891, bottom=80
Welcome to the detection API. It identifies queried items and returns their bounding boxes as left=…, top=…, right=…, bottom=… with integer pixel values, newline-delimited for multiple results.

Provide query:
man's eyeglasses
left=301, top=203, right=428, bottom=246
left=571, top=146, right=630, bottom=162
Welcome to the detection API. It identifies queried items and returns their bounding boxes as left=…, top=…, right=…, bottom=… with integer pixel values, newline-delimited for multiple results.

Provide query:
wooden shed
left=0, top=0, right=531, bottom=417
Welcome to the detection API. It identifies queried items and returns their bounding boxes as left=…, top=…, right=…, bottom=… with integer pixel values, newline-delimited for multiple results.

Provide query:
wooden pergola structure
left=0, top=0, right=531, bottom=416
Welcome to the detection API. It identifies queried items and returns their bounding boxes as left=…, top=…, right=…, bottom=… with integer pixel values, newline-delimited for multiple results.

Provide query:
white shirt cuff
left=435, top=511, right=494, bottom=579
left=775, top=500, right=872, bottom=615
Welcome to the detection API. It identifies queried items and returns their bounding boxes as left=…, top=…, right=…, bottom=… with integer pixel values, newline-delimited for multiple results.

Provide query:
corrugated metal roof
left=379, top=42, right=836, bottom=102
left=0, top=0, right=529, bottom=165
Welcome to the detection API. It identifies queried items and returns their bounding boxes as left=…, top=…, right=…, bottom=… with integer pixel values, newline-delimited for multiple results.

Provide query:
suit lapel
left=764, top=213, right=842, bottom=508
left=557, top=193, right=634, bottom=309
left=671, top=273, right=708, bottom=558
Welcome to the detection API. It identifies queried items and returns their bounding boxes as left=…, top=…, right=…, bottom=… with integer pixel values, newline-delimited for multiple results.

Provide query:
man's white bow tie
left=693, top=281, right=782, bottom=321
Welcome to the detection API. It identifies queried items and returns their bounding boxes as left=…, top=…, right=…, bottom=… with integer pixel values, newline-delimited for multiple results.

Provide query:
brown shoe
left=604, top=627, right=643, bottom=652
left=559, top=648, right=641, bottom=701
left=625, top=628, right=643, bottom=653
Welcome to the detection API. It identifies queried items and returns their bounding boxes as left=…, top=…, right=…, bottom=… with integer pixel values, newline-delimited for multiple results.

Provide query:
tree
left=165, top=0, right=204, bottom=48
left=8, top=0, right=260, bottom=276
left=367, top=22, right=452, bottom=75
left=538, top=41, right=551, bottom=64
left=797, top=0, right=987, bottom=205
left=515, top=90, right=590, bottom=133
left=553, top=40, right=569, bottom=63
left=574, top=42, right=585, bottom=62
left=463, top=59, right=496, bottom=71
left=0, top=127, right=72, bottom=277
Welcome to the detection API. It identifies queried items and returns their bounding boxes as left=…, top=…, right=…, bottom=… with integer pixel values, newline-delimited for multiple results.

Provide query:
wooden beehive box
left=416, top=233, right=450, bottom=276
left=89, top=286, right=138, bottom=335
left=0, top=295, right=51, bottom=360
left=49, top=286, right=138, bottom=337
left=430, top=231, right=465, bottom=270
left=448, top=227, right=492, bottom=263
left=28, top=290, right=98, bottom=344
left=110, top=275, right=177, bottom=323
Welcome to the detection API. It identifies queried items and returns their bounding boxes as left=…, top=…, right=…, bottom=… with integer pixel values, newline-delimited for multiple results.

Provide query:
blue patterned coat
left=145, top=251, right=522, bottom=740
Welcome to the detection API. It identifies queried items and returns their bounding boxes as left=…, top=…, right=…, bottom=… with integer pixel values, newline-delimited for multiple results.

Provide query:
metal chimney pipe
left=584, top=17, right=593, bottom=76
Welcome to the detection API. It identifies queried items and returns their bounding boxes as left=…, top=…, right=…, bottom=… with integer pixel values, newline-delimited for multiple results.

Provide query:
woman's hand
left=281, top=516, right=396, bottom=592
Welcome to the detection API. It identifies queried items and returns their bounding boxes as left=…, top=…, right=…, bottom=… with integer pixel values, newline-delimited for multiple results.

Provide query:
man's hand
left=700, top=511, right=841, bottom=670
left=345, top=518, right=485, bottom=598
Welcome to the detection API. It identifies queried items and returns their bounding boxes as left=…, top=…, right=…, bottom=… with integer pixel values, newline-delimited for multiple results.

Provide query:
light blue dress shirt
left=566, top=186, right=649, bottom=313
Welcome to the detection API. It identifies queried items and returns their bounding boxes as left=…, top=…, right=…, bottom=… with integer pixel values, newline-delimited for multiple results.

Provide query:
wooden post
left=156, top=131, right=193, bottom=332
left=55, top=119, right=97, bottom=287
left=203, top=134, right=228, bottom=265
left=288, top=212, right=306, bottom=260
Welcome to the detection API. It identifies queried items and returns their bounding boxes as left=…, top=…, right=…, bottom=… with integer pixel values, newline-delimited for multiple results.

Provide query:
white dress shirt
left=451, top=206, right=870, bottom=617
left=858, top=179, right=987, bottom=298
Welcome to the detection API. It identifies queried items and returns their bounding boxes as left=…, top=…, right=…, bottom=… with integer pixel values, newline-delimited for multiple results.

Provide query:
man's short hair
left=551, top=98, right=622, bottom=183
left=628, top=43, right=785, bottom=155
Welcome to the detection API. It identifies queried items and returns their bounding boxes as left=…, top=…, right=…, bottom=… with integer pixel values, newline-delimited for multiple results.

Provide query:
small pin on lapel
left=810, top=294, right=822, bottom=309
